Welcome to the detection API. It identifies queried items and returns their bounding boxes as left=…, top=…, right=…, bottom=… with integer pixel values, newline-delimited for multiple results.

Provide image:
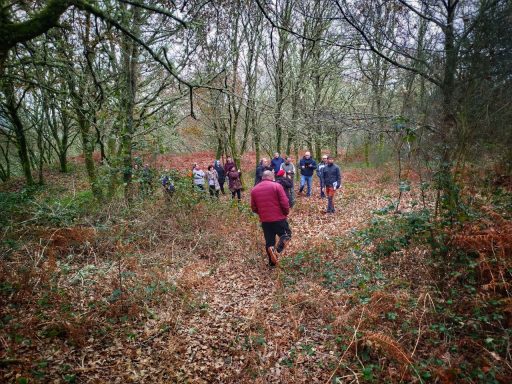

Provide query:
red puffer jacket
left=250, top=180, right=290, bottom=222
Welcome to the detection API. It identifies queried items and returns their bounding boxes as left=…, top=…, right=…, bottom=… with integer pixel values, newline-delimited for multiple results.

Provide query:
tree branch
left=0, top=0, right=72, bottom=52
left=334, top=0, right=442, bottom=88
left=118, top=0, right=188, bottom=27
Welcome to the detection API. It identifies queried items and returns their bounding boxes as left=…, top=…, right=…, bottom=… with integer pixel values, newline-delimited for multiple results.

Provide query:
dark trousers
left=219, top=179, right=226, bottom=194
left=261, top=220, right=292, bottom=252
left=319, top=178, right=326, bottom=197
left=209, top=185, right=219, bottom=198
left=231, top=189, right=241, bottom=200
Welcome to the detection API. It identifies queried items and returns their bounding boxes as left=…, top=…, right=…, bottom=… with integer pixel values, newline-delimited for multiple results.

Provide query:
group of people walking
left=186, top=152, right=342, bottom=267
left=250, top=152, right=342, bottom=266
left=253, top=152, right=342, bottom=212
left=191, top=157, right=242, bottom=200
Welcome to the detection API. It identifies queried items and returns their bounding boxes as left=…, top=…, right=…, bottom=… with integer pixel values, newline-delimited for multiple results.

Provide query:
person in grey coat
left=323, top=156, right=342, bottom=213
left=317, top=155, right=328, bottom=198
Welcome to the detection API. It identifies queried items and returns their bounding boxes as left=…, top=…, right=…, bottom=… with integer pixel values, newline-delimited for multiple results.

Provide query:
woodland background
left=1, top=1, right=511, bottom=383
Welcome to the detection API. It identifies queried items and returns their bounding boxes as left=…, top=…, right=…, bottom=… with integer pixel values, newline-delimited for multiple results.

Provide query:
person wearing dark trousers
left=275, top=169, right=294, bottom=208
left=323, top=156, right=342, bottom=213
left=250, top=171, right=291, bottom=267
left=206, top=165, right=220, bottom=198
left=280, top=156, right=296, bottom=205
left=317, top=155, right=328, bottom=198
left=213, top=160, right=226, bottom=194
left=298, top=151, right=317, bottom=197
left=227, top=166, right=242, bottom=201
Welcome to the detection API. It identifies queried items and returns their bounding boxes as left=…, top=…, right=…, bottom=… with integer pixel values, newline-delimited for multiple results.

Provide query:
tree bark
left=2, top=78, right=34, bottom=185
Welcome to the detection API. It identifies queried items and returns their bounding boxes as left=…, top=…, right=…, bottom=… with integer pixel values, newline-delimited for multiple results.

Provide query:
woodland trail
left=0, top=163, right=433, bottom=383
left=160, top=166, right=412, bottom=383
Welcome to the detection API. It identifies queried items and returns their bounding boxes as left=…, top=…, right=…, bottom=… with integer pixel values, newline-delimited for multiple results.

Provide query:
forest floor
left=1, top=152, right=511, bottom=383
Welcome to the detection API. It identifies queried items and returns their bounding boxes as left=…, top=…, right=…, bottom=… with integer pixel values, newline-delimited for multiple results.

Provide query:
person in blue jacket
left=298, top=151, right=317, bottom=197
left=270, top=152, right=284, bottom=173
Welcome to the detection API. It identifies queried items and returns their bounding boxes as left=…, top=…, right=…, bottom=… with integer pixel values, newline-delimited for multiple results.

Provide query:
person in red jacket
left=250, top=170, right=292, bottom=266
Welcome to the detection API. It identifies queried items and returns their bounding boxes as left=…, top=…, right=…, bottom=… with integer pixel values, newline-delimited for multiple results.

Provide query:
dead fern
left=364, top=332, right=413, bottom=366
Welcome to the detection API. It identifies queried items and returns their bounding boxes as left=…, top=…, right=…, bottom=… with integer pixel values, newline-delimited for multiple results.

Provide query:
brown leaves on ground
left=1, top=158, right=511, bottom=383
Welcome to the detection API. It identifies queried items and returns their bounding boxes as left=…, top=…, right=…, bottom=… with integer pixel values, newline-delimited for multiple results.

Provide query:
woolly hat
left=276, top=170, right=285, bottom=177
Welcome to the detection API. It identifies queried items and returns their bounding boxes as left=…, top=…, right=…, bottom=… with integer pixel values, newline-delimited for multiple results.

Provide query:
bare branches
left=333, top=0, right=443, bottom=88
left=397, top=0, right=445, bottom=30
left=0, top=0, right=73, bottom=52
left=118, top=0, right=188, bottom=28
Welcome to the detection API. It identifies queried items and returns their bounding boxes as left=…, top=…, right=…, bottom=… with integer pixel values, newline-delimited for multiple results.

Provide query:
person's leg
left=236, top=189, right=241, bottom=200
left=330, top=188, right=336, bottom=212
left=261, top=222, right=277, bottom=248
left=320, top=178, right=326, bottom=198
left=220, top=181, right=225, bottom=194
left=306, top=176, right=312, bottom=196
left=215, top=189, right=219, bottom=198
left=276, top=220, right=292, bottom=253
left=231, top=190, right=236, bottom=199
left=262, top=222, right=278, bottom=265
left=326, top=187, right=335, bottom=212
left=299, top=175, right=306, bottom=193
left=209, top=185, right=215, bottom=197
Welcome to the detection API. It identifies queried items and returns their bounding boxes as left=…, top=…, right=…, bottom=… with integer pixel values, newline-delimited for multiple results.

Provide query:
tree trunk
left=119, top=6, right=141, bottom=201
left=78, top=113, right=102, bottom=200
left=2, top=78, right=33, bottom=185
left=37, top=122, right=44, bottom=185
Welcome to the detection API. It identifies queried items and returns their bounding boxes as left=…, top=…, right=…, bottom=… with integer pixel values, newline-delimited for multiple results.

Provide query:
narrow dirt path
left=164, top=167, right=404, bottom=383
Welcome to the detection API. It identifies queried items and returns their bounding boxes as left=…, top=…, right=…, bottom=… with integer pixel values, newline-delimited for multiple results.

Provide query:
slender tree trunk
left=37, top=122, right=44, bottom=184
left=78, top=113, right=102, bottom=200
left=119, top=6, right=141, bottom=201
left=438, top=0, right=460, bottom=218
left=0, top=139, right=11, bottom=181
left=2, top=78, right=33, bottom=185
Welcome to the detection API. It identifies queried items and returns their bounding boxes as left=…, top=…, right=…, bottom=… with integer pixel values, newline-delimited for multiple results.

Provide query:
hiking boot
left=266, top=246, right=278, bottom=266
left=276, top=235, right=291, bottom=254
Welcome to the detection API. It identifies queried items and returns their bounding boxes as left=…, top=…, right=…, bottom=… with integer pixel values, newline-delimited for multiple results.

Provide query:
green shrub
left=31, top=190, right=96, bottom=226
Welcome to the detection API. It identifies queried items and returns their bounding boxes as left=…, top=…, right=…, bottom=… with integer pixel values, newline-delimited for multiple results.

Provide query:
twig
left=325, top=307, right=365, bottom=384
left=411, top=308, right=427, bottom=358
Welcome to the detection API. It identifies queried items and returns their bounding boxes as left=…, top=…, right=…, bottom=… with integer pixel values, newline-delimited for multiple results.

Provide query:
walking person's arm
left=250, top=193, right=258, bottom=214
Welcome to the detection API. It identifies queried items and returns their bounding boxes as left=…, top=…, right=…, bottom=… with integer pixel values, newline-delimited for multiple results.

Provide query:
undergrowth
left=1, top=163, right=511, bottom=383
left=0, top=170, right=253, bottom=383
